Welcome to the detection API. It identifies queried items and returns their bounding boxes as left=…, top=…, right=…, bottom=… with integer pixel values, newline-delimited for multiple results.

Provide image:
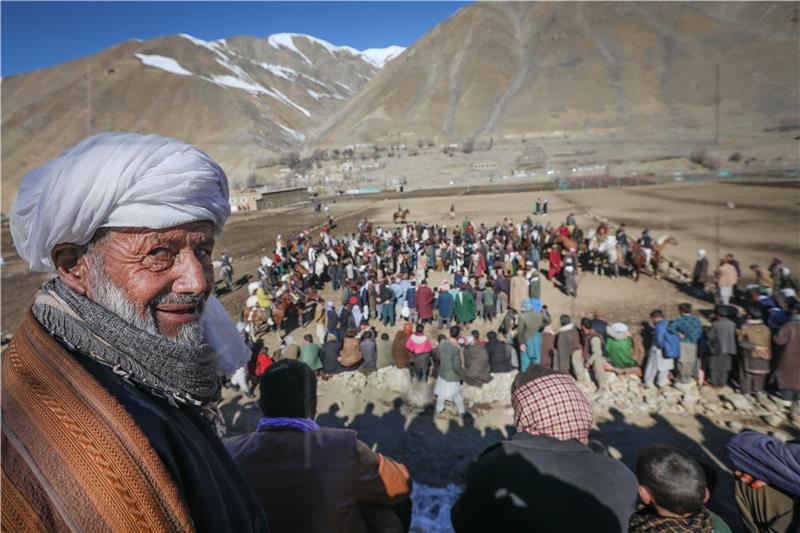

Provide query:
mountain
left=314, top=2, right=799, bottom=146
left=1, top=32, right=404, bottom=211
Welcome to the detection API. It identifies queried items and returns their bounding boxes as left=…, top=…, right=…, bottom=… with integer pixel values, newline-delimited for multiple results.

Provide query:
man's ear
left=638, top=485, right=653, bottom=505
left=703, top=487, right=710, bottom=504
left=52, top=243, right=92, bottom=295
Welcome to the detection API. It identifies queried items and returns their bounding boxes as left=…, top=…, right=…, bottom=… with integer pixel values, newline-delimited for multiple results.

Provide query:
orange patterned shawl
left=2, top=310, right=194, bottom=532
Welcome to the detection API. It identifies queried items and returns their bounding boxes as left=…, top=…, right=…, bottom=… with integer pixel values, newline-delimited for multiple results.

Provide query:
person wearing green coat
left=434, top=329, right=467, bottom=416
left=482, top=284, right=496, bottom=321
left=606, top=323, right=637, bottom=369
left=528, top=271, right=541, bottom=300
left=299, top=334, right=323, bottom=372
left=454, top=286, right=476, bottom=325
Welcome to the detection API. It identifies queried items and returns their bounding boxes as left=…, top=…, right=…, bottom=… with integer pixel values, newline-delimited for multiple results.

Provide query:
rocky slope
left=1, top=32, right=404, bottom=211
left=315, top=2, right=799, bottom=146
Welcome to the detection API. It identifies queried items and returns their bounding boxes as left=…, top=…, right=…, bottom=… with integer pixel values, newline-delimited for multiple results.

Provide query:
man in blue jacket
left=437, top=285, right=455, bottom=329
left=644, top=309, right=680, bottom=388
left=726, top=431, right=800, bottom=532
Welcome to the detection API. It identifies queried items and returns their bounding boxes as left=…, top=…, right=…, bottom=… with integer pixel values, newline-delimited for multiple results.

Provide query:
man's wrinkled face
left=85, top=221, right=215, bottom=339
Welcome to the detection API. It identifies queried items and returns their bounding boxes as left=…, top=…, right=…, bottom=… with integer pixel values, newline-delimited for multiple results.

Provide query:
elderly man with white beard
left=2, top=133, right=268, bottom=532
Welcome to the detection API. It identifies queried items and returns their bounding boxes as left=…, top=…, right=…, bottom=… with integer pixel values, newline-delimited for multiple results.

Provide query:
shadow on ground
left=221, top=389, right=744, bottom=532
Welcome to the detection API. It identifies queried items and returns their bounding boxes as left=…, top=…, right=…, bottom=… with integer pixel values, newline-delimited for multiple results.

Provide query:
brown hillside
left=314, top=2, right=800, bottom=146
left=1, top=33, right=385, bottom=212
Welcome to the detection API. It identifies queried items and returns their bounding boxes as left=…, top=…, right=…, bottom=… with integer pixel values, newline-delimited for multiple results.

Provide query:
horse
left=243, top=305, right=272, bottom=336
left=629, top=235, right=679, bottom=281
left=393, top=208, right=410, bottom=224
left=589, top=235, right=621, bottom=278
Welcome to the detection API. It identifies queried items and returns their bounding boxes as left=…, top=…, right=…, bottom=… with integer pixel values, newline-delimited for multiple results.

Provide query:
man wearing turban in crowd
left=2, top=133, right=267, bottom=531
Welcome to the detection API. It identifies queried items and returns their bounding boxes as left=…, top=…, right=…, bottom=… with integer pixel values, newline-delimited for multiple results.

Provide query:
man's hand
left=519, top=345, right=526, bottom=352
left=735, top=470, right=767, bottom=489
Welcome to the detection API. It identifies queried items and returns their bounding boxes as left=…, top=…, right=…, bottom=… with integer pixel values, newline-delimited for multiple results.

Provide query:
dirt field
left=2, top=180, right=798, bottom=531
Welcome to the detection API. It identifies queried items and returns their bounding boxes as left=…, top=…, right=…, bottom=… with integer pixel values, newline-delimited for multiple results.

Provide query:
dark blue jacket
left=437, top=291, right=455, bottom=318
left=405, top=288, right=417, bottom=309
left=726, top=431, right=800, bottom=497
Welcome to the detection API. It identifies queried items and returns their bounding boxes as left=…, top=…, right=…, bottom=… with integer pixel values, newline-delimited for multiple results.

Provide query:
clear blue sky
left=2, top=1, right=469, bottom=77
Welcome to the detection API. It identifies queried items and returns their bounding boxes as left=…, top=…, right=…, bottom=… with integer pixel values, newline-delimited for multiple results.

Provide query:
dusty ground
left=3, top=180, right=799, bottom=531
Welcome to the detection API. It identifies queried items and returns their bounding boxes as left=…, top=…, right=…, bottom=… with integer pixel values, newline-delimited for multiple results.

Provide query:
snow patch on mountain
left=267, top=34, right=312, bottom=65
left=207, top=74, right=267, bottom=94
left=258, top=63, right=297, bottom=81
left=179, top=33, right=228, bottom=60
left=360, top=45, right=406, bottom=68
left=265, top=33, right=404, bottom=69
left=275, top=121, right=306, bottom=142
left=134, top=53, right=193, bottom=76
left=336, top=81, right=353, bottom=94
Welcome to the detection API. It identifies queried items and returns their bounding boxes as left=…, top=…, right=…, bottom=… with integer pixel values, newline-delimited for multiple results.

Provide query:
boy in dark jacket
left=629, top=445, right=714, bottom=532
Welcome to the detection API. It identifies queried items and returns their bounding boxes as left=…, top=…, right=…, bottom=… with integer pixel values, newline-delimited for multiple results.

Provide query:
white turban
left=11, top=132, right=246, bottom=377
left=11, top=132, right=230, bottom=272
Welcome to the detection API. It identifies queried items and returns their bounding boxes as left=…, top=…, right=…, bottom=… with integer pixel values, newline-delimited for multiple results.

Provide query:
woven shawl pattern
left=1, top=310, right=195, bottom=532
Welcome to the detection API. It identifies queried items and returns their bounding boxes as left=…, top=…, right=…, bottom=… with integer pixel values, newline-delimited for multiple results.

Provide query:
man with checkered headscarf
left=451, top=366, right=638, bottom=532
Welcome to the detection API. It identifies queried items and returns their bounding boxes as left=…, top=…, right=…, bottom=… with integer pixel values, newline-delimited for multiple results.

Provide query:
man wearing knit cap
left=3, top=133, right=267, bottom=531
left=451, top=366, right=637, bottom=532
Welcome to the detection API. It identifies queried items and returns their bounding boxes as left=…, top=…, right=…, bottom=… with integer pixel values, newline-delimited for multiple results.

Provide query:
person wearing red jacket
left=547, top=245, right=563, bottom=281
left=415, top=279, right=436, bottom=324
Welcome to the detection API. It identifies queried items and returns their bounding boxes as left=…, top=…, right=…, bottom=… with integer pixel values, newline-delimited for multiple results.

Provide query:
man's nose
left=172, top=251, right=209, bottom=295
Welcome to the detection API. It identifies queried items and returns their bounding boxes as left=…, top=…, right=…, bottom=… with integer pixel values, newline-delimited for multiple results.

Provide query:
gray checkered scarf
left=32, top=278, right=224, bottom=435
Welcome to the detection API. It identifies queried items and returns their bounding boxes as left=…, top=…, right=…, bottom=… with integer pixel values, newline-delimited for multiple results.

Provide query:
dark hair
left=678, top=303, right=692, bottom=314
left=450, top=325, right=461, bottom=338
left=381, top=333, right=390, bottom=340
left=361, top=330, right=373, bottom=340
left=636, top=445, right=706, bottom=515
left=650, top=309, right=664, bottom=319
left=471, top=329, right=480, bottom=339
left=416, top=323, right=425, bottom=334
left=258, top=359, right=317, bottom=419
left=437, top=334, right=447, bottom=343
left=560, top=314, right=571, bottom=326
left=345, top=328, right=357, bottom=338
left=580, top=317, right=593, bottom=330
left=487, top=331, right=498, bottom=341
left=746, top=304, right=763, bottom=320
left=303, top=333, right=313, bottom=343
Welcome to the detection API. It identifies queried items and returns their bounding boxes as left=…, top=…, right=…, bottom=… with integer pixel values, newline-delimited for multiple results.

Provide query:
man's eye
left=196, top=249, right=211, bottom=259
left=148, top=247, right=172, bottom=259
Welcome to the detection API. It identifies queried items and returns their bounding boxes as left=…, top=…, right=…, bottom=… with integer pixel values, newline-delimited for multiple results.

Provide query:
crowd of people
left=3, top=132, right=797, bottom=533
left=231, top=202, right=800, bottom=531
left=238, top=207, right=800, bottom=412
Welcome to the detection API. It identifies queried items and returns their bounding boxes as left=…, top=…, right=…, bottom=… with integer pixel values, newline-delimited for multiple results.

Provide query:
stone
left=727, top=421, right=744, bottom=433
left=380, top=367, right=412, bottom=394
left=407, top=379, right=435, bottom=408
left=607, top=446, right=623, bottom=460
left=770, top=395, right=792, bottom=408
left=722, top=393, right=752, bottom=411
left=347, top=371, right=368, bottom=391
left=681, top=394, right=699, bottom=409
left=769, top=430, right=792, bottom=442
left=763, top=414, right=786, bottom=428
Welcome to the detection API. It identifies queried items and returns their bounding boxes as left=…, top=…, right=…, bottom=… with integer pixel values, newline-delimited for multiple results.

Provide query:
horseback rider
left=639, top=229, right=654, bottom=269
left=616, top=223, right=629, bottom=258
